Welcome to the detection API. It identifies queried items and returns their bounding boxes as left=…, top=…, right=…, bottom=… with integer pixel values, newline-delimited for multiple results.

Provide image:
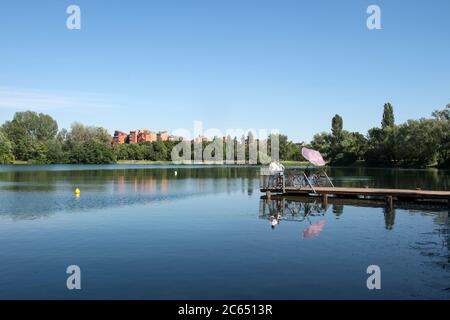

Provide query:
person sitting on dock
left=278, top=161, right=285, bottom=174
left=269, top=161, right=282, bottom=174
left=268, top=161, right=285, bottom=188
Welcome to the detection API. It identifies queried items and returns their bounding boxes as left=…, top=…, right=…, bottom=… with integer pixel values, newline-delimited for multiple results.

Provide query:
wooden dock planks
left=260, top=186, right=450, bottom=201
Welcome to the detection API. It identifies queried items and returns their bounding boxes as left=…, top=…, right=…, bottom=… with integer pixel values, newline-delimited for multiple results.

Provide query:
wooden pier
left=261, top=186, right=450, bottom=206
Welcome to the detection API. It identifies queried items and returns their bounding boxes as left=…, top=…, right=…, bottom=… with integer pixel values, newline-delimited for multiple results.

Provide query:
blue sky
left=0, top=0, right=449, bottom=142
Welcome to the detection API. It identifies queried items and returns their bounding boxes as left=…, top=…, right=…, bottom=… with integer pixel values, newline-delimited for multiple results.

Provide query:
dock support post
left=322, top=194, right=328, bottom=209
left=266, top=190, right=271, bottom=200
left=386, top=196, right=393, bottom=211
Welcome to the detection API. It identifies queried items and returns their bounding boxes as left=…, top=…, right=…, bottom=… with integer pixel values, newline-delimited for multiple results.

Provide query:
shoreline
left=5, top=160, right=447, bottom=170
left=10, top=160, right=310, bottom=167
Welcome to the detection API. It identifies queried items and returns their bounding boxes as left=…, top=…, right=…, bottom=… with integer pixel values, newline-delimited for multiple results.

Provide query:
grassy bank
left=12, top=160, right=29, bottom=165
left=11, top=160, right=309, bottom=166
left=8, top=160, right=446, bottom=169
left=117, top=160, right=174, bottom=165
left=118, top=160, right=310, bottom=166
left=281, top=161, right=309, bottom=167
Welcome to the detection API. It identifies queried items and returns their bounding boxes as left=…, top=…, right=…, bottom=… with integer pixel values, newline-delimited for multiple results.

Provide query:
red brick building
left=137, top=129, right=157, bottom=143
left=157, top=131, right=169, bottom=142
left=112, top=131, right=128, bottom=144
left=114, top=129, right=171, bottom=144
left=129, top=130, right=138, bottom=144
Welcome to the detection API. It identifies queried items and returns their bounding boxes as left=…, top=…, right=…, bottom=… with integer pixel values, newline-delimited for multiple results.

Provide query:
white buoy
left=174, top=171, right=178, bottom=176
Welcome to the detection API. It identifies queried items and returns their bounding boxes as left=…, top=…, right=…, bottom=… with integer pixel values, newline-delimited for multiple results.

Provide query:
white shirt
left=269, top=162, right=284, bottom=174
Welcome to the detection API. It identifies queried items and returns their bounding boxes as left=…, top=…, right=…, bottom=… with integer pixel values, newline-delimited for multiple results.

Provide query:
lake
left=0, top=165, right=448, bottom=299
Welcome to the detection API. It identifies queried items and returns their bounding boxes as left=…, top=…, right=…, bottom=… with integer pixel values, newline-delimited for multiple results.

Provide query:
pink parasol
left=301, top=147, right=326, bottom=166
left=303, top=220, right=326, bottom=239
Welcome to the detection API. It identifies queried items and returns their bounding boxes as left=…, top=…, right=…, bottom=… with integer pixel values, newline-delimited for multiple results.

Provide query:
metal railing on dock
left=259, top=168, right=334, bottom=193
left=259, top=168, right=450, bottom=207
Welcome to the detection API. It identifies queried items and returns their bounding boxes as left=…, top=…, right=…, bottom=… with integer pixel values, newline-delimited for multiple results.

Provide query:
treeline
left=309, top=103, right=449, bottom=168
left=115, top=134, right=301, bottom=163
left=0, top=111, right=175, bottom=164
left=0, top=111, right=301, bottom=165
left=0, top=113, right=116, bottom=164
left=0, top=104, right=448, bottom=168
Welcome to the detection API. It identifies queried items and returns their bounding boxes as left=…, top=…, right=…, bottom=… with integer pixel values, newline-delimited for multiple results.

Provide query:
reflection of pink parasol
left=301, top=147, right=326, bottom=166
left=303, top=220, right=326, bottom=239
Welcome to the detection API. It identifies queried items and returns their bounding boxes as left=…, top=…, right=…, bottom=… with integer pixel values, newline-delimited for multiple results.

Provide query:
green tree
left=329, top=115, right=345, bottom=164
left=269, top=134, right=289, bottom=161
left=14, top=135, right=36, bottom=161
left=339, top=131, right=368, bottom=164
left=77, top=140, right=115, bottom=164
left=113, top=144, right=130, bottom=160
left=432, top=105, right=450, bottom=168
left=0, top=130, right=15, bottom=164
left=141, top=142, right=156, bottom=161
left=124, top=144, right=144, bottom=160
left=2, top=111, right=59, bottom=162
left=365, top=127, right=394, bottom=166
left=395, top=119, right=439, bottom=167
left=310, top=132, right=332, bottom=157
left=331, top=114, right=343, bottom=139
left=65, top=123, right=115, bottom=164
left=382, top=103, right=395, bottom=128
left=365, top=104, right=398, bottom=166
left=286, top=142, right=301, bottom=161
left=3, top=111, right=58, bottom=141
left=153, top=141, right=168, bottom=160
left=45, top=138, right=67, bottom=164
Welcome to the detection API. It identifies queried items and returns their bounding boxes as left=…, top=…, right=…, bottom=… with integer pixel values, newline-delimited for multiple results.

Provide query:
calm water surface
left=0, top=165, right=448, bottom=299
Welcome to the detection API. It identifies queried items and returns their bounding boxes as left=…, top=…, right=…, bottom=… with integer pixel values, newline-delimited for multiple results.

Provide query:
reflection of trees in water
left=329, top=167, right=449, bottom=190
left=332, top=204, right=344, bottom=217
left=410, top=212, right=449, bottom=280
left=261, top=198, right=449, bottom=278
left=383, top=207, right=396, bottom=230
left=0, top=167, right=260, bottom=221
left=0, top=190, right=204, bottom=221
left=247, top=183, right=254, bottom=197
left=0, top=166, right=259, bottom=190
left=0, top=166, right=258, bottom=180
left=434, top=212, right=449, bottom=271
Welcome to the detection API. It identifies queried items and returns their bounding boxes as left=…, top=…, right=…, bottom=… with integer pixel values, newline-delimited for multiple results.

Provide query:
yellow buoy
left=74, top=188, right=81, bottom=195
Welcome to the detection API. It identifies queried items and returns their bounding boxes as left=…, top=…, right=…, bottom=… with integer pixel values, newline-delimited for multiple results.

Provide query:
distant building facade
left=137, top=129, right=157, bottom=143
left=112, top=131, right=128, bottom=144
left=157, top=131, right=169, bottom=142
left=113, top=128, right=172, bottom=144
left=194, top=135, right=209, bottom=143
left=129, top=130, right=138, bottom=144
left=168, top=135, right=183, bottom=142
